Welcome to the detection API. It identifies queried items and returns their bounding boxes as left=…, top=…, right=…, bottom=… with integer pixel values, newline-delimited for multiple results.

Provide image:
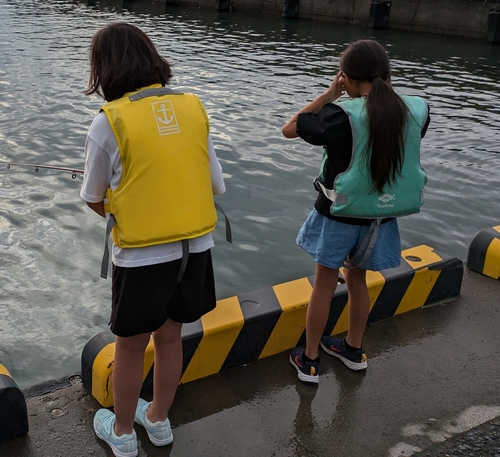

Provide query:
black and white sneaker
left=289, top=347, right=319, bottom=384
left=320, top=336, right=367, bottom=371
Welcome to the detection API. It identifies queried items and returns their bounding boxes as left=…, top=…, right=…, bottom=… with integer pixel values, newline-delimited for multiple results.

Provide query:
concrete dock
left=1, top=269, right=499, bottom=457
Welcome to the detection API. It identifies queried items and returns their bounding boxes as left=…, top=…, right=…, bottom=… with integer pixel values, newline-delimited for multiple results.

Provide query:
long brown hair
left=85, top=22, right=173, bottom=102
left=340, top=39, right=407, bottom=194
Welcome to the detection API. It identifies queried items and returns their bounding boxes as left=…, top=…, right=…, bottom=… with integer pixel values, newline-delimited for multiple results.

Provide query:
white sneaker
left=134, top=398, right=173, bottom=446
left=94, top=408, right=138, bottom=457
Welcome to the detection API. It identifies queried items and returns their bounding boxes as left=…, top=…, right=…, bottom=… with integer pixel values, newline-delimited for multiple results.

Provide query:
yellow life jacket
left=101, top=85, right=217, bottom=248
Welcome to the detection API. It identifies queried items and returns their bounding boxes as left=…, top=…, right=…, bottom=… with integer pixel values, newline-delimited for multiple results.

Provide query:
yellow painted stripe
left=181, top=296, right=243, bottom=383
left=483, top=237, right=500, bottom=279
left=493, top=225, right=500, bottom=234
left=396, top=245, right=443, bottom=315
left=260, top=278, right=312, bottom=358
left=332, top=268, right=349, bottom=336
left=366, top=270, right=386, bottom=310
left=402, top=245, right=443, bottom=269
left=92, top=342, right=115, bottom=408
left=331, top=269, right=385, bottom=335
left=90, top=337, right=155, bottom=407
left=395, top=268, right=441, bottom=314
left=0, top=364, right=11, bottom=377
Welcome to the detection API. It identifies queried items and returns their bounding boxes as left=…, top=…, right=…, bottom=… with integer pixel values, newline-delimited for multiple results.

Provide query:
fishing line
left=1, top=162, right=84, bottom=179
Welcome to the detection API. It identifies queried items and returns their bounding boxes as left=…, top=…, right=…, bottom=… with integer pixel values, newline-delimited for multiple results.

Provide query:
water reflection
left=0, top=0, right=499, bottom=386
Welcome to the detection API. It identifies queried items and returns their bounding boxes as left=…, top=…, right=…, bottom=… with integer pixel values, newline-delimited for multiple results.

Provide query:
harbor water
left=0, top=0, right=499, bottom=387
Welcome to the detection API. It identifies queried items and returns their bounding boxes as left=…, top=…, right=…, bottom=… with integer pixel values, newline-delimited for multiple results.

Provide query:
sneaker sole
left=145, top=429, right=174, bottom=447
left=320, top=342, right=367, bottom=371
left=134, top=403, right=174, bottom=447
left=289, top=355, right=319, bottom=384
left=94, top=429, right=138, bottom=457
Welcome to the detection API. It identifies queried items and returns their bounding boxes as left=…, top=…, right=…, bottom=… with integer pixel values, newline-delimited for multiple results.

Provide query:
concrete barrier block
left=0, top=364, right=29, bottom=444
left=81, top=331, right=155, bottom=408
left=82, top=244, right=463, bottom=406
left=467, top=225, right=500, bottom=280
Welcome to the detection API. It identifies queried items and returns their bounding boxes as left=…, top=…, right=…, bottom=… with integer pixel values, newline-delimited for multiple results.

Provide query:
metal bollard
left=283, top=0, right=299, bottom=19
left=216, top=0, right=231, bottom=11
left=487, top=10, right=500, bottom=44
left=368, top=0, right=391, bottom=29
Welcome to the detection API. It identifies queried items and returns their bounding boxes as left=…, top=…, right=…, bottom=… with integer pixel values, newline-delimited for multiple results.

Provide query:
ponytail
left=340, top=40, right=408, bottom=194
left=365, top=77, right=407, bottom=194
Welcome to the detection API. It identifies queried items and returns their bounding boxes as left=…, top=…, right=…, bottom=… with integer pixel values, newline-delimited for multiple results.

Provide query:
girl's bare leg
left=147, top=318, right=183, bottom=423
left=304, top=263, right=339, bottom=360
left=344, top=267, right=369, bottom=348
left=113, top=333, right=151, bottom=435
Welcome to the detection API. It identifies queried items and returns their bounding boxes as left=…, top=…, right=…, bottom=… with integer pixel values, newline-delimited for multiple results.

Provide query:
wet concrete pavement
left=1, top=269, right=499, bottom=457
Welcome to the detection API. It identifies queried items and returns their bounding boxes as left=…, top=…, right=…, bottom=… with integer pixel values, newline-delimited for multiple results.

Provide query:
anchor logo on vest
left=377, top=193, right=395, bottom=208
left=152, top=100, right=180, bottom=136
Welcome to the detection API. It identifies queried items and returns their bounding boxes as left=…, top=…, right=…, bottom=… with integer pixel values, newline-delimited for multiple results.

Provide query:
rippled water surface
left=1, top=0, right=499, bottom=387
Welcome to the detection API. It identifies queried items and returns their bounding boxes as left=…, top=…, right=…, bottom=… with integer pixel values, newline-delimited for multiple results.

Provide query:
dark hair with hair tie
left=85, top=22, right=173, bottom=102
left=340, top=39, right=408, bottom=194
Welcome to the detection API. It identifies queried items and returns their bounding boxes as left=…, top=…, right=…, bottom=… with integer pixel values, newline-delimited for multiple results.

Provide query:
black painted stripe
left=81, top=331, right=115, bottom=395
left=0, top=374, right=28, bottom=444
left=181, top=320, right=204, bottom=373
left=220, top=288, right=282, bottom=371
left=425, top=257, right=464, bottom=306
left=136, top=320, right=205, bottom=397
left=322, top=283, right=350, bottom=338
left=369, top=259, right=415, bottom=323
left=467, top=228, right=499, bottom=274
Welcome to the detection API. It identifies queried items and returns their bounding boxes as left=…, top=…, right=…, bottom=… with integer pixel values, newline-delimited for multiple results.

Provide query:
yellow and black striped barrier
left=82, top=244, right=463, bottom=407
left=0, top=364, right=29, bottom=444
left=467, top=225, right=500, bottom=280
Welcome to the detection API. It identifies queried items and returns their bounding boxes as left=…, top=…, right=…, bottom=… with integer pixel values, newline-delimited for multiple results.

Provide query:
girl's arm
left=86, top=201, right=106, bottom=217
left=281, top=72, right=345, bottom=139
left=80, top=114, right=115, bottom=218
left=207, top=135, right=226, bottom=195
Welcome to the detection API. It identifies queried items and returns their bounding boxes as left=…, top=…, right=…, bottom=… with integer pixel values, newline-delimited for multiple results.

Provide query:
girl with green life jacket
left=282, top=39, right=430, bottom=384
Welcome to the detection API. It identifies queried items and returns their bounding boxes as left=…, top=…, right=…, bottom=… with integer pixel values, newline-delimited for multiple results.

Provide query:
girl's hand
left=325, top=71, right=345, bottom=102
left=281, top=71, right=345, bottom=138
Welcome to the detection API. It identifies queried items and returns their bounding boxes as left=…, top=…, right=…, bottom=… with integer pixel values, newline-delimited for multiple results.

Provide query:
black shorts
left=110, top=250, right=216, bottom=337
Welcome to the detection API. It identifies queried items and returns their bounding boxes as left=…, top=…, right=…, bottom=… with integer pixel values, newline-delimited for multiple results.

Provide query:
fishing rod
left=2, top=160, right=233, bottom=243
left=2, top=162, right=84, bottom=179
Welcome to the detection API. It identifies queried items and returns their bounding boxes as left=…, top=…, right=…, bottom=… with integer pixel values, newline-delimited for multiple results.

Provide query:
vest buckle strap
left=100, top=214, right=116, bottom=279
left=315, top=179, right=348, bottom=205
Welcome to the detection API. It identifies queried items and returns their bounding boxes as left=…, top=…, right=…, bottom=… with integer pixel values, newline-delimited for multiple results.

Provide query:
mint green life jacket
left=315, top=95, right=428, bottom=219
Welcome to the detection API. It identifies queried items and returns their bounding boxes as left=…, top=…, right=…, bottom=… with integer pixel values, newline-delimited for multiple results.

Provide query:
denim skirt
left=296, top=209, right=402, bottom=271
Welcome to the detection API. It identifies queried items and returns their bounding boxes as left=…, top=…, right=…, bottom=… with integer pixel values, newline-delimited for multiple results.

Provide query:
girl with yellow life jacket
left=282, top=39, right=430, bottom=384
left=80, top=23, right=225, bottom=456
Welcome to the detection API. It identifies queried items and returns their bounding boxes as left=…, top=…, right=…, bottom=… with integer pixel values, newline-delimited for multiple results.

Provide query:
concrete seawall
left=151, top=0, right=500, bottom=40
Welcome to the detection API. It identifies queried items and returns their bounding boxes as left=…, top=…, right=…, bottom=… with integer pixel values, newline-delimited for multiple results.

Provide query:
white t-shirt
left=80, top=111, right=226, bottom=268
